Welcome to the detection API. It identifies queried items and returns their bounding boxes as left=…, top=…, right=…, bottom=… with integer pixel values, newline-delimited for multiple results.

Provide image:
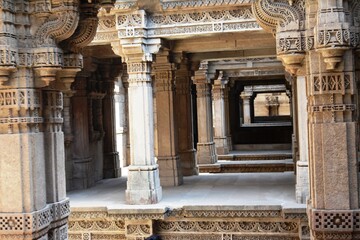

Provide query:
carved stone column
left=174, top=54, right=198, bottom=176
left=116, top=37, right=163, bottom=204
left=125, top=59, right=162, bottom=204
left=193, top=61, right=217, bottom=165
left=153, top=51, right=183, bottom=186
left=212, top=72, right=230, bottom=155
left=240, top=90, right=253, bottom=125
left=101, top=63, right=121, bottom=179
left=306, top=1, right=360, bottom=238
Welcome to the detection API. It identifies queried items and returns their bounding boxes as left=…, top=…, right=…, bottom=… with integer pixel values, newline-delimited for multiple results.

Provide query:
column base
left=179, top=149, right=198, bottom=176
left=126, top=165, right=162, bottom=204
left=103, top=151, right=121, bottom=179
left=72, top=157, right=94, bottom=190
left=296, top=161, right=309, bottom=204
left=197, top=142, right=217, bottom=164
left=214, top=137, right=229, bottom=155
left=157, top=155, right=183, bottom=187
left=227, top=135, right=233, bottom=151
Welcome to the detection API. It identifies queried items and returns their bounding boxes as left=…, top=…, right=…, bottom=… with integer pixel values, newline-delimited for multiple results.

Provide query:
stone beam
left=172, top=31, right=275, bottom=53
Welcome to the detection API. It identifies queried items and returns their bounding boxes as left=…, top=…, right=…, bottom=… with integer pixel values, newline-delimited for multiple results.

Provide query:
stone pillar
left=212, top=72, right=230, bottom=155
left=71, top=74, right=94, bottom=189
left=174, top=54, right=198, bottom=176
left=101, top=63, right=121, bottom=179
left=118, top=41, right=162, bottom=203
left=295, top=75, right=309, bottom=204
left=63, top=92, right=74, bottom=189
left=153, top=51, right=183, bottom=186
left=115, top=75, right=128, bottom=168
left=193, top=61, right=217, bottom=165
left=224, top=82, right=233, bottom=151
left=240, top=90, right=253, bottom=125
left=305, top=1, right=360, bottom=239
left=43, top=89, right=67, bottom=203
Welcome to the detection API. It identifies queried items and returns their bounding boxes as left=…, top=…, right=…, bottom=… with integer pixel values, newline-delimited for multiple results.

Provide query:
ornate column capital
left=193, top=61, right=212, bottom=84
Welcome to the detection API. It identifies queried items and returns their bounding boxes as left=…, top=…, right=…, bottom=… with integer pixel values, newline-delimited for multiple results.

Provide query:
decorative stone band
left=161, top=0, right=253, bottom=10
left=0, top=89, right=41, bottom=110
left=69, top=207, right=308, bottom=240
left=310, top=104, right=356, bottom=113
left=93, top=7, right=261, bottom=43
left=0, top=198, right=70, bottom=235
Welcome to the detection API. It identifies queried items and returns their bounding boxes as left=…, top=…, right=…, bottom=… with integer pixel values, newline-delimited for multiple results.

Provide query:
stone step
left=198, top=160, right=294, bottom=173
left=218, top=152, right=293, bottom=161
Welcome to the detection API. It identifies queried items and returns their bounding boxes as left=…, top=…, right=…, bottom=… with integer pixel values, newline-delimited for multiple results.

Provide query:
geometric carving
left=311, top=74, right=353, bottom=95
left=311, top=210, right=354, bottom=232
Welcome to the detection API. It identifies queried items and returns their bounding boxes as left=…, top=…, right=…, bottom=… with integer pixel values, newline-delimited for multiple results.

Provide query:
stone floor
left=68, top=171, right=305, bottom=210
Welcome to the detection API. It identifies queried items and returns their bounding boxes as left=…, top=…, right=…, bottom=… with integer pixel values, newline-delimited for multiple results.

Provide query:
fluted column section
left=193, top=62, right=217, bottom=164
left=174, top=55, right=198, bottom=176
left=153, top=51, right=183, bottom=186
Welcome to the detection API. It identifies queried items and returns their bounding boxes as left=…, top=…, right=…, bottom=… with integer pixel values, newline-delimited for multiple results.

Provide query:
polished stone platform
left=68, top=172, right=304, bottom=210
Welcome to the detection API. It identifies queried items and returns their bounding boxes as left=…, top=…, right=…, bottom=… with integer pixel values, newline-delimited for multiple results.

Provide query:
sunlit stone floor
left=68, top=172, right=305, bottom=211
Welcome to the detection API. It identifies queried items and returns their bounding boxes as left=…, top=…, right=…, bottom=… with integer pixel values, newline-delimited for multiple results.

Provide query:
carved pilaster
left=193, top=61, right=217, bottom=165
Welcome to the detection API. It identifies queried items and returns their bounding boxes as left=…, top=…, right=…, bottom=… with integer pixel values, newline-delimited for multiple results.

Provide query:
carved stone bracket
left=252, top=0, right=306, bottom=75
left=60, top=3, right=100, bottom=53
